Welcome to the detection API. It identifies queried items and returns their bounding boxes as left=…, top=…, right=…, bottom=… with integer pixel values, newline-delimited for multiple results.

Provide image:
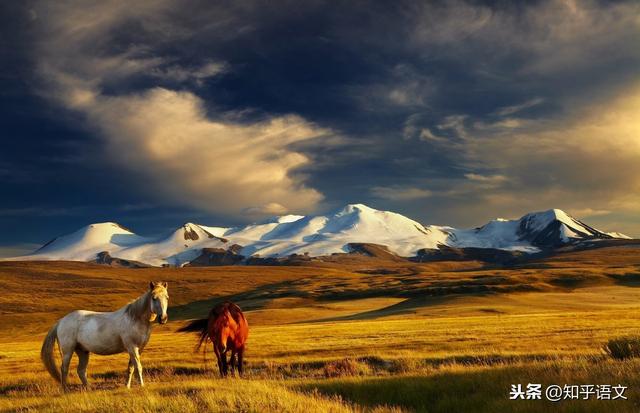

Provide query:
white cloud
left=33, top=0, right=335, bottom=218
left=437, top=115, right=469, bottom=139
left=150, top=61, right=227, bottom=83
left=567, top=208, right=611, bottom=218
left=371, top=186, right=432, bottom=200
left=242, top=202, right=289, bottom=216
left=402, top=114, right=448, bottom=142
left=64, top=86, right=327, bottom=215
left=410, top=0, right=640, bottom=77
left=434, top=83, right=640, bottom=223
left=419, top=128, right=447, bottom=142
left=494, top=97, right=544, bottom=117
left=402, top=114, right=421, bottom=140
left=464, top=173, right=508, bottom=185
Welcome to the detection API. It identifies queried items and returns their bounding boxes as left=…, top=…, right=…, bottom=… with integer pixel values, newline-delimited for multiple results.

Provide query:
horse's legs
left=213, top=344, right=225, bottom=377
left=229, top=350, right=237, bottom=376
left=127, top=347, right=144, bottom=387
left=60, top=350, right=73, bottom=391
left=126, top=357, right=135, bottom=388
left=75, top=349, right=90, bottom=388
left=134, top=347, right=144, bottom=387
left=237, top=348, right=244, bottom=377
left=221, top=349, right=229, bottom=377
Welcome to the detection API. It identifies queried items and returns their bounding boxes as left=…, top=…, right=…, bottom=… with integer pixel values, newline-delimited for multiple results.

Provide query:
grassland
left=2, top=246, right=640, bottom=412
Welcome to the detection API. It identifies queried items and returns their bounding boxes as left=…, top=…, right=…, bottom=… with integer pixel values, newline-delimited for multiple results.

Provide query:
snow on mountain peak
left=40, top=222, right=136, bottom=250
left=337, top=203, right=376, bottom=214
left=170, top=223, right=219, bottom=242
left=25, top=221, right=145, bottom=261
left=515, top=208, right=621, bottom=248
left=7, top=204, right=633, bottom=266
left=258, top=214, right=306, bottom=225
left=79, top=222, right=133, bottom=236
left=196, top=224, right=231, bottom=238
left=520, top=209, right=573, bottom=231
left=217, top=203, right=450, bottom=258
left=90, top=222, right=131, bottom=230
left=276, top=214, right=305, bottom=224
left=606, top=231, right=631, bottom=239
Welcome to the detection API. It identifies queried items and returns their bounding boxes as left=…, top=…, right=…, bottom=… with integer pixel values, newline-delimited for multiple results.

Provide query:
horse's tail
left=177, top=318, right=209, bottom=352
left=41, top=322, right=60, bottom=383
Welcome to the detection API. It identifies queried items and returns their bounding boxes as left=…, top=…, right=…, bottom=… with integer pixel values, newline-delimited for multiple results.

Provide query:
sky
left=1, top=0, right=640, bottom=255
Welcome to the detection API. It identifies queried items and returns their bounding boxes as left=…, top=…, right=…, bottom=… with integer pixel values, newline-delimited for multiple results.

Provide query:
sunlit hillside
left=2, top=246, right=640, bottom=412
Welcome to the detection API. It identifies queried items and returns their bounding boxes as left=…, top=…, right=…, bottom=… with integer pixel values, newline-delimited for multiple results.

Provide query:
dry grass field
left=2, top=246, right=640, bottom=412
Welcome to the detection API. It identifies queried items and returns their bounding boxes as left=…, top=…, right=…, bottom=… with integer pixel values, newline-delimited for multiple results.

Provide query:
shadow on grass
left=0, top=382, right=42, bottom=396
left=92, top=366, right=207, bottom=381
left=304, top=294, right=488, bottom=322
left=607, top=273, right=640, bottom=287
left=547, top=274, right=596, bottom=289
left=297, top=366, right=636, bottom=413
left=169, top=279, right=312, bottom=320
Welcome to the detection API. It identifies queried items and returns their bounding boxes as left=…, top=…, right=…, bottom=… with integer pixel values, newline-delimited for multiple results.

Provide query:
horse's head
left=149, top=281, right=169, bottom=324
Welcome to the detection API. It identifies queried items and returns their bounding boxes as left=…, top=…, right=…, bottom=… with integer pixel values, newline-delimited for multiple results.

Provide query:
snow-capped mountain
left=112, top=223, right=227, bottom=266
left=448, top=208, right=625, bottom=251
left=219, top=203, right=450, bottom=258
left=515, top=209, right=619, bottom=248
left=5, top=204, right=631, bottom=266
left=23, top=222, right=227, bottom=267
left=31, top=222, right=150, bottom=261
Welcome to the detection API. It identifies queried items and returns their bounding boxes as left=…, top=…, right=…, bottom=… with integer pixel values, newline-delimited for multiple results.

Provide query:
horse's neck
left=124, top=291, right=152, bottom=325
left=221, top=312, right=238, bottom=339
left=227, top=314, right=238, bottom=330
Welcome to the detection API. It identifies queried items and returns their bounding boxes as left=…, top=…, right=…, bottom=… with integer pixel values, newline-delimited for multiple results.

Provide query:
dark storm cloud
left=1, top=0, right=640, bottom=247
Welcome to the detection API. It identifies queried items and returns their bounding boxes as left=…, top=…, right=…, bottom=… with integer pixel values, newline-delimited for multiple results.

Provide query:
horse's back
left=55, top=310, right=95, bottom=352
left=57, top=309, right=127, bottom=355
left=57, top=309, right=106, bottom=332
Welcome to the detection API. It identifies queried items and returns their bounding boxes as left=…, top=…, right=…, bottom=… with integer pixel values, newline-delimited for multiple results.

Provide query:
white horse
left=41, top=282, right=169, bottom=390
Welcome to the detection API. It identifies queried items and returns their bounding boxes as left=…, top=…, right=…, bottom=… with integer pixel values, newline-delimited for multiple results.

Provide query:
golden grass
left=2, top=246, right=640, bottom=411
left=3, top=378, right=385, bottom=413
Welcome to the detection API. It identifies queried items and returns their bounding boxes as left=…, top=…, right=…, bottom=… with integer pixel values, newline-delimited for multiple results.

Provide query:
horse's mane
left=209, top=302, right=245, bottom=322
left=125, top=291, right=151, bottom=321
left=226, top=303, right=247, bottom=325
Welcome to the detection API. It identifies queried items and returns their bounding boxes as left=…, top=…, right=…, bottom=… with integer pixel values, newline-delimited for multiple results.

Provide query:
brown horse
left=178, top=302, right=249, bottom=376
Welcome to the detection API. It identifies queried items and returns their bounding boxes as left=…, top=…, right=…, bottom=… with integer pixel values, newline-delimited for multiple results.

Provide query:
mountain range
left=4, top=204, right=632, bottom=267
